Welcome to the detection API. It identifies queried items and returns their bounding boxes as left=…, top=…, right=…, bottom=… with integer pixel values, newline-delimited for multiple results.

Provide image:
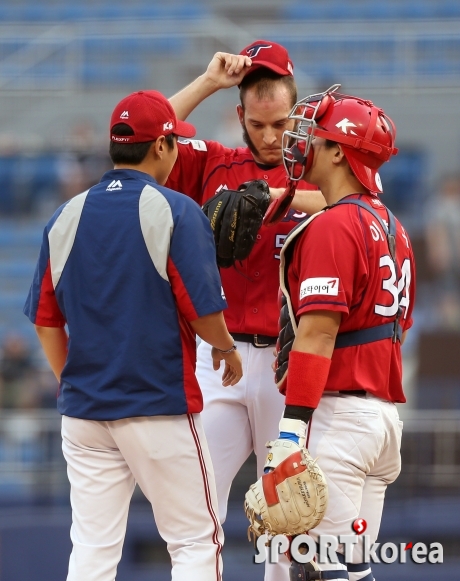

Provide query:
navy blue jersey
left=24, top=169, right=226, bottom=420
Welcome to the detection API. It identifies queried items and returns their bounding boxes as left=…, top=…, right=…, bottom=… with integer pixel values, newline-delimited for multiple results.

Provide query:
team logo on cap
left=246, top=43, right=272, bottom=58
left=120, top=111, right=129, bottom=119
left=163, top=121, right=174, bottom=131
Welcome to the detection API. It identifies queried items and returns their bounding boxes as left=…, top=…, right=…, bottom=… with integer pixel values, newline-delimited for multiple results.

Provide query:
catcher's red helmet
left=283, top=84, right=398, bottom=194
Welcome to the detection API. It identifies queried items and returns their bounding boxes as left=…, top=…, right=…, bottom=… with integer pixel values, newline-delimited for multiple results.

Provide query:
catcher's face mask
left=282, top=84, right=340, bottom=182
left=263, top=86, right=341, bottom=227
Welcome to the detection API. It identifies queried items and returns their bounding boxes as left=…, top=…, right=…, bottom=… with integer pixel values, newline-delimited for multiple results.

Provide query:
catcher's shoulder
left=309, top=204, right=350, bottom=228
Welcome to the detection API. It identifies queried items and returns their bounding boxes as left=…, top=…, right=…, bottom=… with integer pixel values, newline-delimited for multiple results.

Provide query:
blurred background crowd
left=0, top=1, right=459, bottom=580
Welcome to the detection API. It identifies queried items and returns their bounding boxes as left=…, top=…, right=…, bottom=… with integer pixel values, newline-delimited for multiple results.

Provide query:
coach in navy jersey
left=24, top=90, right=242, bottom=581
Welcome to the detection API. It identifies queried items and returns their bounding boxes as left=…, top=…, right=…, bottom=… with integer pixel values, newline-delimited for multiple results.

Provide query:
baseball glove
left=202, top=180, right=271, bottom=268
left=244, top=439, right=328, bottom=539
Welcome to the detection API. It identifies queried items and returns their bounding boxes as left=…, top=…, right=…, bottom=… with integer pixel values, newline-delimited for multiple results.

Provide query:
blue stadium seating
left=0, top=217, right=43, bottom=346
left=281, top=0, right=460, bottom=21
left=81, top=62, right=146, bottom=86
left=0, top=2, right=206, bottom=22
left=82, top=36, right=187, bottom=58
left=0, top=1, right=458, bottom=89
left=434, top=1, right=460, bottom=17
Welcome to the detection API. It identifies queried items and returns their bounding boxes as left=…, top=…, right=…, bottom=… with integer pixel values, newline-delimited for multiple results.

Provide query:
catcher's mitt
left=244, top=439, right=328, bottom=539
left=202, top=180, right=271, bottom=268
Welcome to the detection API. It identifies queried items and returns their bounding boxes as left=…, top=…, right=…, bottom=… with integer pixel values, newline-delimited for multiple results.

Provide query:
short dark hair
left=239, top=69, right=297, bottom=110
left=109, top=124, right=176, bottom=165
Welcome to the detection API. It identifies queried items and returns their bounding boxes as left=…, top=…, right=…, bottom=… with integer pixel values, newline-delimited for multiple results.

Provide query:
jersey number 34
left=375, top=257, right=411, bottom=319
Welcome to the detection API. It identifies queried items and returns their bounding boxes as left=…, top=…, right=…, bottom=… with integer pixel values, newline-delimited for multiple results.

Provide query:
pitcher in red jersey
left=167, top=40, right=327, bottom=581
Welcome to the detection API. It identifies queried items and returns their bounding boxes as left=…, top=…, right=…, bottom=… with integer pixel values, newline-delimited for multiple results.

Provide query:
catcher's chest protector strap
left=277, top=199, right=403, bottom=379
left=332, top=198, right=403, bottom=346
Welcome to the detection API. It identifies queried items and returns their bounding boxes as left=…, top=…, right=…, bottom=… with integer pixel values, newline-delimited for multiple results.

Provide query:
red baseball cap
left=110, top=90, right=196, bottom=144
left=239, top=39, right=294, bottom=77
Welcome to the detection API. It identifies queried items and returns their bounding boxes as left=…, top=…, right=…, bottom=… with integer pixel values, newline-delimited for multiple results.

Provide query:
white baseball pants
left=61, top=413, right=224, bottom=581
left=197, top=340, right=289, bottom=581
left=307, top=392, right=403, bottom=579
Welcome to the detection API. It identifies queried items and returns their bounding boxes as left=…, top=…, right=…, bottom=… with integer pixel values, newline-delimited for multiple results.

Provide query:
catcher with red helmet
left=247, top=86, right=416, bottom=581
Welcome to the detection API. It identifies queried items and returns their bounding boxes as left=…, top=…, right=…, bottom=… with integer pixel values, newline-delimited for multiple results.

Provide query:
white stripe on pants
left=62, top=413, right=224, bottom=581
left=197, top=340, right=290, bottom=581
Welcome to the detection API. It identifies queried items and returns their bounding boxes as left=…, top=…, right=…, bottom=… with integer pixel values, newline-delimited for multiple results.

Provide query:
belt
left=232, top=333, right=278, bottom=348
left=338, top=390, right=367, bottom=397
left=335, top=322, right=402, bottom=348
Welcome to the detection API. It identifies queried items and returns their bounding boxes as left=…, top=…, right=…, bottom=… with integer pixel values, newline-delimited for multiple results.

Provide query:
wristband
left=215, top=343, right=237, bottom=354
left=285, top=351, right=331, bottom=409
left=284, top=404, right=315, bottom=425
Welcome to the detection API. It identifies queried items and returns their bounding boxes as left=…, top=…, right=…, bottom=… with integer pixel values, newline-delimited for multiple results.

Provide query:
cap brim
left=246, top=62, right=293, bottom=77
left=343, top=149, right=383, bottom=194
left=175, top=119, right=196, bottom=138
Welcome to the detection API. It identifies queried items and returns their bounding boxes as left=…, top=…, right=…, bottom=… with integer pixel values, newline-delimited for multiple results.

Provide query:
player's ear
left=237, top=104, right=244, bottom=126
left=153, top=136, right=166, bottom=159
left=332, top=143, right=346, bottom=165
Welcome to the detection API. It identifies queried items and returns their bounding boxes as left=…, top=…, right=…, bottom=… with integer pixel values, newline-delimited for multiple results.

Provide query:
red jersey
left=167, top=139, right=314, bottom=336
left=287, top=193, right=416, bottom=403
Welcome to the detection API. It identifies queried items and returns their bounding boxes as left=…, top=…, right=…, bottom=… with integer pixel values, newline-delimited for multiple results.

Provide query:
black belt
left=232, top=333, right=277, bottom=348
left=338, top=390, right=367, bottom=397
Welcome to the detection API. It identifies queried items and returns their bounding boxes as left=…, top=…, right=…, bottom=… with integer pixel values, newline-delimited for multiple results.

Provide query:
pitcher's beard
left=242, top=122, right=279, bottom=167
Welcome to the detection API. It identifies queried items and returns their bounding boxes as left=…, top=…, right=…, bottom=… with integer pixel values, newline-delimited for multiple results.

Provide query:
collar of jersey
left=254, top=161, right=278, bottom=171
left=101, top=169, right=158, bottom=185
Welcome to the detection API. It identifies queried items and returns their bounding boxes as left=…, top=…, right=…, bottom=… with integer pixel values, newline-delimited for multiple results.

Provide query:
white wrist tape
left=279, top=418, right=307, bottom=447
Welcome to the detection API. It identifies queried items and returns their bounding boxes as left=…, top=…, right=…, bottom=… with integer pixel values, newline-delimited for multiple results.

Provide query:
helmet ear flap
left=302, top=94, right=335, bottom=121
left=315, top=94, right=335, bottom=120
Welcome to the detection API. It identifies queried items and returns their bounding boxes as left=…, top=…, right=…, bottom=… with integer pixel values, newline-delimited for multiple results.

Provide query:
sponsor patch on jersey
left=221, top=286, right=226, bottom=300
left=300, top=277, right=339, bottom=298
left=178, top=139, right=207, bottom=151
